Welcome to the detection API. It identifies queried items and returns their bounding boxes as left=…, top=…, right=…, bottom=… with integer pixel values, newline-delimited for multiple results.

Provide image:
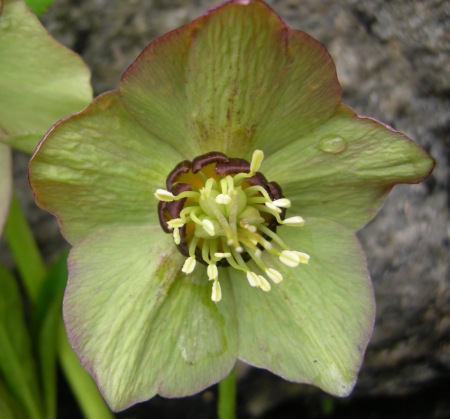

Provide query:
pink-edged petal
left=120, top=0, right=340, bottom=159
left=29, top=91, right=182, bottom=244
left=232, top=218, right=374, bottom=396
left=65, top=225, right=238, bottom=411
left=264, top=105, right=434, bottom=230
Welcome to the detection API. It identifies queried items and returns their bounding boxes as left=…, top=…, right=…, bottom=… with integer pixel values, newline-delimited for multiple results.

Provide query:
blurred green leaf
left=0, top=0, right=93, bottom=154
left=33, top=251, right=69, bottom=419
left=0, top=379, right=28, bottom=419
left=24, top=0, right=55, bottom=17
left=4, top=193, right=46, bottom=302
left=0, top=266, right=43, bottom=419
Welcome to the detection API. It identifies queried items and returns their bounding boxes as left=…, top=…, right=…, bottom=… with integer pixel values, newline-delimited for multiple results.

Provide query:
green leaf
left=58, top=325, right=114, bottom=419
left=33, top=251, right=69, bottom=419
left=0, top=0, right=92, bottom=154
left=0, top=144, right=12, bottom=236
left=265, top=105, right=435, bottom=231
left=231, top=218, right=375, bottom=397
left=0, top=266, right=43, bottom=419
left=4, top=193, right=46, bottom=302
left=24, top=0, right=54, bottom=17
left=29, top=91, right=182, bottom=244
left=64, top=226, right=237, bottom=411
left=0, top=379, right=28, bottom=419
left=121, top=0, right=340, bottom=159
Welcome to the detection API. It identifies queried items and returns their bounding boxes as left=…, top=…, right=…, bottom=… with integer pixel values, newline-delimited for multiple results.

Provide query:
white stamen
left=182, top=256, right=196, bottom=274
left=266, top=268, right=283, bottom=284
left=167, top=218, right=185, bottom=229
left=207, top=264, right=218, bottom=280
left=173, top=228, right=181, bottom=245
left=216, top=194, right=232, bottom=205
left=295, top=251, right=310, bottom=264
left=202, top=219, right=215, bottom=236
left=279, top=250, right=301, bottom=268
left=258, top=275, right=271, bottom=292
left=246, top=271, right=261, bottom=287
left=214, top=252, right=231, bottom=258
left=242, top=223, right=257, bottom=233
left=250, top=149, right=264, bottom=174
left=283, top=216, right=305, bottom=227
left=273, top=198, right=291, bottom=208
left=211, top=280, right=222, bottom=302
left=154, top=189, right=175, bottom=201
left=265, top=201, right=282, bottom=213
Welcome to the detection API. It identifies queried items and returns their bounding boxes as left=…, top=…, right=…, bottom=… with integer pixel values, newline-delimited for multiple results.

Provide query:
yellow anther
left=173, top=228, right=181, bottom=245
left=258, top=275, right=271, bottom=292
left=214, top=252, right=231, bottom=258
left=283, top=216, right=305, bottom=226
left=249, top=149, right=264, bottom=174
left=167, top=218, right=185, bottom=229
left=265, top=201, right=282, bottom=213
left=279, top=250, right=301, bottom=268
left=182, top=256, right=196, bottom=274
left=266, top=268, right=283, bottom=284
left=295, top=251, right=310, bottom=264
left=272, top=198, right=291, bottom=208
left=216, top=194, right=232, bottom=205
left=207, top=264, right=218, bottom=280
left=201, top=219, right=215, bottom=236
left=154, top=189, right=175, bottom=201
left=211, top=280, right=222, bottom=302
left=246, top=271, right=261, bottom=287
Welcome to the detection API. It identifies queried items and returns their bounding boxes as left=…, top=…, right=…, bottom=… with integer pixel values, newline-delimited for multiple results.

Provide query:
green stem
left=58, top=322, right=114, bottom=419
left=4, top=191, right=113, bottom=419
left=218, top=367, right=237, bottom=419
left=4, top=192, right=46, bottom=302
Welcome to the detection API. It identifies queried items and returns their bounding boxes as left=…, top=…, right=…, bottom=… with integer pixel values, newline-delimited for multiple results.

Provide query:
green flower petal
left=265, top=105, right=434, bottom=230
left=0, top=144, right=12, bottom=236
left=0, top=0, right=92, bottom=154
left=232, top=218, right=374, bottom=397
left=121, top=0, right=340, bottom=158
left=65, top=226, right=237, bottom=411
left=29, top=92, right=182, bottom=244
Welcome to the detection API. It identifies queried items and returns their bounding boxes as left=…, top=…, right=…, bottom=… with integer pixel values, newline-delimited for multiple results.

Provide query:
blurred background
left=4, top=0, right=449, bottom=417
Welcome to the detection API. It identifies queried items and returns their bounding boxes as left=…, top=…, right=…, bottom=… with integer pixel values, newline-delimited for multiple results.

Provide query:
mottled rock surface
left=4, top=0, right=449, bottom=417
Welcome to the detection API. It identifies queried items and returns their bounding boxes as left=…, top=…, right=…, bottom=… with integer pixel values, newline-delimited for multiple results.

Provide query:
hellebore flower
left=0, top=0, right=92, bottom=234
left=29, top=0, right=434, bottom=411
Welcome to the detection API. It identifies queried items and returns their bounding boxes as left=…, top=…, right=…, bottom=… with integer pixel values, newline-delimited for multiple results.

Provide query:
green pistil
left=154, top=150, right=310, bottom=302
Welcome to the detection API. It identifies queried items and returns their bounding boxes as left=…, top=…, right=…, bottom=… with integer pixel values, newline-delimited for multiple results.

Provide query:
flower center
left=155, top=150, right=309, bottom=302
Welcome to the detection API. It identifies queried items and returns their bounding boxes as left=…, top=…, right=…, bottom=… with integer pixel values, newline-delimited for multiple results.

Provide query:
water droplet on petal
left=319, top=136, right=347, bottom=154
